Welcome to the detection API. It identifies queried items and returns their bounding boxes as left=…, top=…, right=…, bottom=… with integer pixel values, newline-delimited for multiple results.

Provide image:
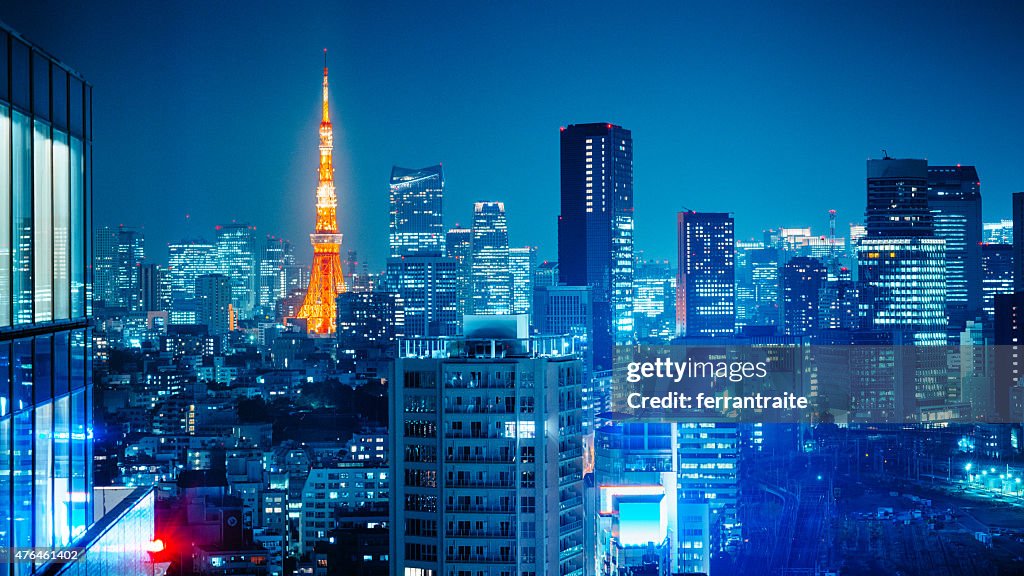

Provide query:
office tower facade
left=534, top=260, right=559, bottom=289
left=446, top=225, right=473, bottom=322
left=857, top=238, right=947, bottom=344
left=995, top=293, right=1024, bottom=421
left=981, top=243, right=1013, bottom=320
left=558, top=122, right=634, bottom=370
left=140, top=263, right=171, bottom=313
left=167, top=239, right=218, bottom=302
left=215, top=222, right=257, bottom=321
left=634, top=259, right=676, bottom=342
left=471, top=201, right=512, bottom=315
left=384, top=256, right=459, bottom=337
left=676, top=211, right=736, bottom=338
left=0, top=26, right=96, bottom=568
left=819, top=267, right=858, bottom=330
left=509, top=246, right=536, bottom=319
left=196, top=273, right=233, bottom=335
left=298, top=58, right=346, bottom=334
left=748, top=247, right=780, bottom=326
left=336, top=290, right=405, bottom=354
left=389, top=324, right=586, bottom=576
left=92, top=225, right=118, bottom=306
left=114, top=226, right=145, bottom=312
left=1015, top=192, right=1024, bottom=292
left=390, top=165, right=444, bottom=257
left=259, top=235, right=291, bottom=313
left=927, top=165, right=982, bottom=327
left=782, top=256, right=827, bottom=336
left=984, top=219, right=1013, bottom=244
left=676, top=422, right=740, bottom=574
left=865, top=157, right=932, bottom=238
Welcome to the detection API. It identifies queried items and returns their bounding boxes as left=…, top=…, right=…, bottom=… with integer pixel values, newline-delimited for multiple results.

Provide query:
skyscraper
left=389, top=321, right=585, bottom=576
left=861, top=157, right=947, bottom=345
left=214, top=222, right=257, bottom=320
left=676, top=211, right=736, bottom=338
left=471, top=201, right=512, bottom=315
left=1014, top=192, right=1024, bottom=292
left=558, top=122, right=634, bottom=370
left=389, top=164, right=444, bottom=257
left=114, top=226, right=145, bottom=312
left=866, top=156, right=932, bottom=238
left=196, top=273, right=233, bottom=335
left=446, top=225, right=473, bottom=321
left=927, top=165, right=982, bottom=327
left=633, top=259, right=676, bottom=342
left=167, top=239, right=219, bottom=304
left=782, top=256, right=827, bottom=336
left=384, top=256, right=459, bottom=336
left=92, top=225, right=118, bottom=306
left=981, top=243, right=1013, bottom=320
left=259, top=235, right=292, bottom=314
left=508, top=246, right=536, bottom=319
left=297, top=54, right=346, bottom=334
left=857, top=238, right=947, bottom=345
left=1, top=25, right=157, bottom=572
left=140, top=263, right=171, bottom=313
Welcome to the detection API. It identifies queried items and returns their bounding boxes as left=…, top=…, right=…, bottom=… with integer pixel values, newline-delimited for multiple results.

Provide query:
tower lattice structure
left=297, top=51, right=346, bottom=334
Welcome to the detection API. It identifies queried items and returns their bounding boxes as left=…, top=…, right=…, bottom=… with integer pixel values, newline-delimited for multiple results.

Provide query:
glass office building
left=0, top=23, right=94, bottom=574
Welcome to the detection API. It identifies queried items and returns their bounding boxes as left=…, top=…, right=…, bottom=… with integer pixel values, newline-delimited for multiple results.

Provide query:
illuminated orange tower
left=297, top=50, right=346, bottom=334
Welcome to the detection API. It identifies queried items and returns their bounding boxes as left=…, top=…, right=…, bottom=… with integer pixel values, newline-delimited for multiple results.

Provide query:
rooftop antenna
left=881, top=149, right=890, bottom=160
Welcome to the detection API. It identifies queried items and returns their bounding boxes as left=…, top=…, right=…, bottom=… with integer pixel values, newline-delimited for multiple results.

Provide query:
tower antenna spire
left=321, top=49, right=330, bottom=123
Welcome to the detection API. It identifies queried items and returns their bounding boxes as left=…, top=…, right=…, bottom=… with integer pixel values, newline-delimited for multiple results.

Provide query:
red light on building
left=146, top=539, right=165, bottom=553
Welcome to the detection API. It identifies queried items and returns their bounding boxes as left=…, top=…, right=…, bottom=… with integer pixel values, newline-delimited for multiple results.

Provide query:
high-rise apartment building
left=676, top=211, right=735, bottom=338
left=558, top=122, right=634, bottom=370
left=389, top=319, right=585, bottom=576
left=390, top=165, right=444, bottom=257
left=927, top=165, right=982, bottom=327
left=471, top=201, right=512, bottom=315
left=1014, top=192, right=1024, bottom=292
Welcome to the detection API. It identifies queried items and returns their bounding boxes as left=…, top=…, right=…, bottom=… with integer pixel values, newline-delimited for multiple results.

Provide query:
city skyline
left=3, top=1, right=1024, bottom=267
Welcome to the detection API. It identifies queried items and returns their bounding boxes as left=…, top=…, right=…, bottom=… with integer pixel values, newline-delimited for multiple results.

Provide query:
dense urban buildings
left=11, top=9, right=1024, bottom=576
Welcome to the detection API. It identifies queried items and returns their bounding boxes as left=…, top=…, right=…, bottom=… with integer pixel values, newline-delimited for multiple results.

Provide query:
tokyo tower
left=297, top=50, right=346, bottom=334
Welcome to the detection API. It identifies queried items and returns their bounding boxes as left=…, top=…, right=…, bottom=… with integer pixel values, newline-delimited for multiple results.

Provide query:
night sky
left=3, top=1, right=1024, bottom=268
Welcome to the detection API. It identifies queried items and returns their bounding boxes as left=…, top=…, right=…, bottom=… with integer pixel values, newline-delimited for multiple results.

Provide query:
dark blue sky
left=4, top=1, right=1024, bottom=267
